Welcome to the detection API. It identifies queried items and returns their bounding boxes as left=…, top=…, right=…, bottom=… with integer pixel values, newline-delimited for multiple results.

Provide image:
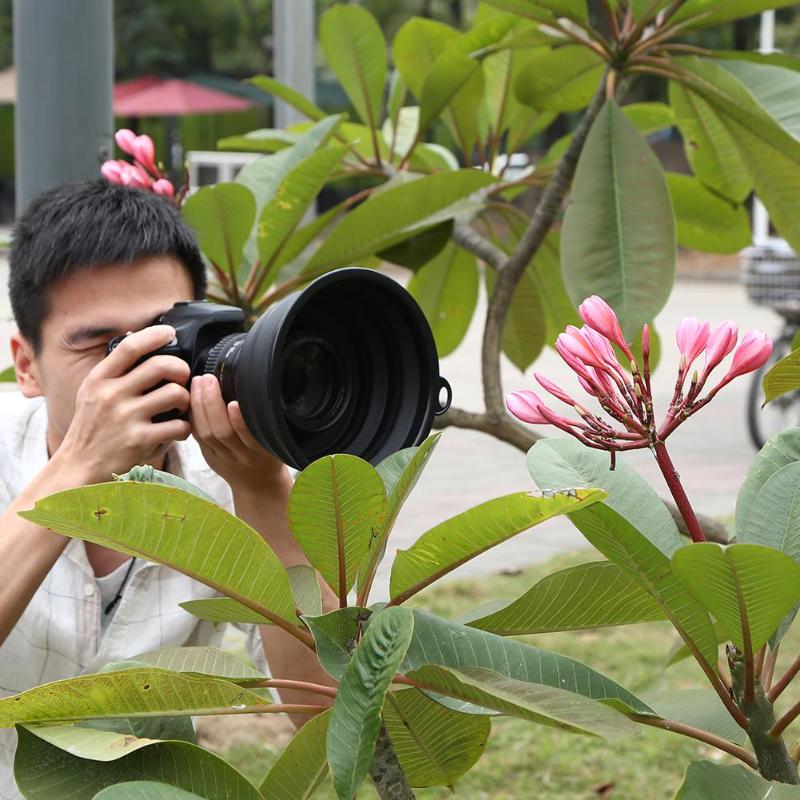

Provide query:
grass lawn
left=204, top=549, right=800, bottom=799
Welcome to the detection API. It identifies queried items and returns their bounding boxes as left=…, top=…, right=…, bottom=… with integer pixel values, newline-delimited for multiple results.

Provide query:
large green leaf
left=383, top=688, right=490, bottom=788
left=515, top=46, right=604, bottom=113
left=182, top=183, right=255, bottom=275
left=667, top=172, right=751, bottom=254
left=405, top=664, right=635, bottom=739
left=304, top=169, right=495, bottom=275
left=131, top=647, right=264, bottom=683
left=377, top=221, right=453, bottom=272
left=717, top=60, right=800, bottom=140
left=19, top=482, right=298, bottom=629
left=303, top=607, right=371, bottom=681
left=327, top=607, right=415, bottom=800
left=408, top=242, right=479, bottom=358
left=672, top=543, right=800, bottom=655
left=481, top=38, right=536, bottom=141
left=762, top=348, right=800, bottom=406
left=356, top=435, right=443, bottom=600
left=260, top=710, right=331, bottom=800
left=389, top=488, right=605, bottom=604
left=561, top=100, right=676, bottom=340
left=674, top=57, right=800, bottom=255
left=0, top=668, right=268, bottom=727
left=14, top=727, right=262, bottom=800
left=288, top=454, right=387, bottom=601
left=217, top=128, right=303, bottom=154
left=740, top=461, right=800, bottom=564
left=254, top=146, right=348, bottom=292
left=713, top=50, right=800, bottom=73
left=249, top=76, right=327, bottom=122
left=485, top=259, right=547, bottom=371
left=569, top=505, right=719, bottom=671
left=93, top=782, right=208, bottom=800
left=320, top=5, right=387, bottom=137
left=468, top=560, right=665, bottom=634
left=736, top=428, right=800, bottom=543
left=393, top=18, right=459, bottom=99
left=527, top=438, right=682, bottom=557
left=402, top=610, right=654, bottom=716
left=671, top=0, right=799, bottom=32
left=675, top=761, right=800, bottom=799
left=481, top=0, right=588, bottom=23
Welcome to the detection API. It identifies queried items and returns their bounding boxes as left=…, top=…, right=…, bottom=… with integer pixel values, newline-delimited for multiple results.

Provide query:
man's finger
left=228, top=401, right=262, bottom=451
left=201, top=376, right=238, bottom=446
left=93, top=325, right=177, bottom=379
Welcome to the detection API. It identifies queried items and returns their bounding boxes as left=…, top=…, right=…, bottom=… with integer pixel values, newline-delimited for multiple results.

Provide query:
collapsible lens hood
left=235, top=267, right=452, bottom=470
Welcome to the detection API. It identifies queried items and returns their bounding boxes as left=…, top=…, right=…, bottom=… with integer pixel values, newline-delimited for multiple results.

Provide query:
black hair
left=9, top=179, right=207, bottom=351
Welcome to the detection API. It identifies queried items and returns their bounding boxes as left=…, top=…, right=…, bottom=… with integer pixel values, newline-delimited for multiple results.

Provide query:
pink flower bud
left=723, top=330, right=772, bottom=382
left=506, top=390, right=548, bottom=425
left=115, top=128, right=137, bottom=156
left=558, top=327, right=607, bottom=370
left=579, top=295, right=630, bottom=354
left=124, top=163, right=152, bottom=189
left=100, top=160, right=127, bottom=185
left=152, top=178, right=175, bottom=198
left=582, top=326, right=620, bottom=370
left=641, top=324, right=650, bottom=362
left=132, top=134, right=157, bottom=175
left=676, top=316, right=710, bottom=368
left=703, top=321, right=738, bottom=375
left=534, top=373, right=575, bottom=406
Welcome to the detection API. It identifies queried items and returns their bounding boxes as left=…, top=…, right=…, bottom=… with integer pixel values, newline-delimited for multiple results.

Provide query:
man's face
left=12, top=256, right=194, bottom=455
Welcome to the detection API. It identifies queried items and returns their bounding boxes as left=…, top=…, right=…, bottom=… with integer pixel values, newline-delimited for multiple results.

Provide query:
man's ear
left=10, top=333, right=43, bottom=398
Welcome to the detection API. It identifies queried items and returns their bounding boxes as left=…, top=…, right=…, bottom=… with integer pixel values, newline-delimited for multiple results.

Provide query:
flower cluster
left=101, top=130, right=176, bottom=200
left=507, top=296, right=772, bottom=455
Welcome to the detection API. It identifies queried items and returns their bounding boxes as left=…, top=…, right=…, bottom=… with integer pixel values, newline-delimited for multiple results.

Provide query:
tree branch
left=368, top=723, right=416, bottom=799
left=453, top=221, right=508, bottom=271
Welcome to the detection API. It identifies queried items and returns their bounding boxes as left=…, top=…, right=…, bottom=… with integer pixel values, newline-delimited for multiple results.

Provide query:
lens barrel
left=204, top=267, right=451, bottom=470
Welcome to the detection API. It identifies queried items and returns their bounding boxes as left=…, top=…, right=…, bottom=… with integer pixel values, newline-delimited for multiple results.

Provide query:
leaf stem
left=629, top=714, right=757, bottom=769
left=768, top=654, right=800, bottom=703
left=250, top=679, right=338, bottom=699
left=772, top=699, right=800, bottom=739
left=653, top=442, right=705, bottom=542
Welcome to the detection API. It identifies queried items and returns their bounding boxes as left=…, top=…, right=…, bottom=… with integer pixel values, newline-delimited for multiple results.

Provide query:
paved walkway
left=0, top=252, right=780, bottom=597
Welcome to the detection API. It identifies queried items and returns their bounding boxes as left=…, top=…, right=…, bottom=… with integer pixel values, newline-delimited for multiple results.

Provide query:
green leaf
left=408, top=242, right=479, bottom=358
left=303, top=607, right=371, bottom=681
left=93, top=782, right=208, bottom=800
left=527, top=438, right=682, bottom=557
left=393, top=18, right=459, bottom=99
left=713, top=50, right=800, bottom=73
left=717, top=60, right=800, bottom=140
left=23, top=724, right=164, bottom=761
left=14, top=727, right=262, bottom=800
left=672, top=543, right=800, bottom=655
left=403, top=610, right=654, bottom=716
left=667, top=172, right=751, bottom=254
left=218, top=128, right=302, bottom=154
left=320, top=5, right=387, bottom=136
left=622, top=101, right=675, bottom=135
left=669, top=81, right=751, bottom=204
left=377, top=220, right=454, bottom=272
left=182, top=183, right=255, bottom=275
left=561, top=100, right=676, bottom=340
left=675, top=760, right=800, bottom=799
left=740, top=461, right=800, bottom=564
left=383, top=688, right=490, bottom=788
left=260, top=709, right=331, bottom=799
left=255, top=146, right=348, bottom=292
left=387, top=69, right=407, bottom=134
left=131, top=647, right=265, bottom=683
left=569, top=504, right=719, bottom=671
left=113, top=466, right=215, bottom=504
left=249, top=75, right=327, bottom=122
left=468, top=560, right=665, bottom=635
left=481, top=0, right=588, bottom=23
left=389, top=488, right=605, bottom=604
left=304, top=169, right=496, bottom=275
left=327, top=607, right=415, bottom=800
left=407, top=664, right=635, bottom=739
left=0, top=365, right=15, bottom=382
left=674, top=57, right=800, bottom=254
left=515, top=46, right=604, bottom=113
left=289, top=454, right=388, bottom=600
left=671, top=0, right=799, bottom=32
left=0, top=668, right=268, bottom=727
left=485, top=260, right=547, bottom=370
left=19, top=482, right=299, bottom=629
left=642, top=688, right=748, bottom=746
left=736, top=428, right=800, bottom=543
left=763, top=346, right=800, bottom=405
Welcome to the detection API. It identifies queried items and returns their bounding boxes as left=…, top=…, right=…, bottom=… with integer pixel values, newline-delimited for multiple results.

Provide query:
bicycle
left=741, top=238, right=800, bottom=449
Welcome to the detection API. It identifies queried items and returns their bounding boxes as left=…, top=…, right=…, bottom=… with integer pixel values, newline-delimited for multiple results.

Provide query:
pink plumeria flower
left=506, top=390, right=548, bottom=425
left=676, top=316, right=710, bottom=370
left=703, top=321, right=738, bottom=377
left=114, top=128, right=138, bottom=156
left=100, top=160, right=127, bottom=185
left=152, top=178, right=175, bottom=198
left=131, top=134, right=158, bottom=175
left=716, top=331, right=772, bottom=389
left=579, top=295, right=631, bottom=357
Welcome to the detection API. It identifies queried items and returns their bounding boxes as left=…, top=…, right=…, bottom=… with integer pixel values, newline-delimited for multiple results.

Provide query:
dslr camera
left=108, top=268, right=451, bottom=471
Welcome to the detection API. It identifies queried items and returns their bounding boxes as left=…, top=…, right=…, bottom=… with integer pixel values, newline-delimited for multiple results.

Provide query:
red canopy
left=113, top=76, right=253, bottom=116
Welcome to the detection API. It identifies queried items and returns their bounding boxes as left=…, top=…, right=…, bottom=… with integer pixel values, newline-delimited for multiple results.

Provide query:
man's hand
left=56, top=325, right=192, bottom=483
left=189, top=373, right=286, bottom=493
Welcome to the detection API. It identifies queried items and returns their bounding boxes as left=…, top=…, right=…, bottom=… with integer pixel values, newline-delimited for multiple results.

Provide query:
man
left=0, top=180, right=333, bottom=798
